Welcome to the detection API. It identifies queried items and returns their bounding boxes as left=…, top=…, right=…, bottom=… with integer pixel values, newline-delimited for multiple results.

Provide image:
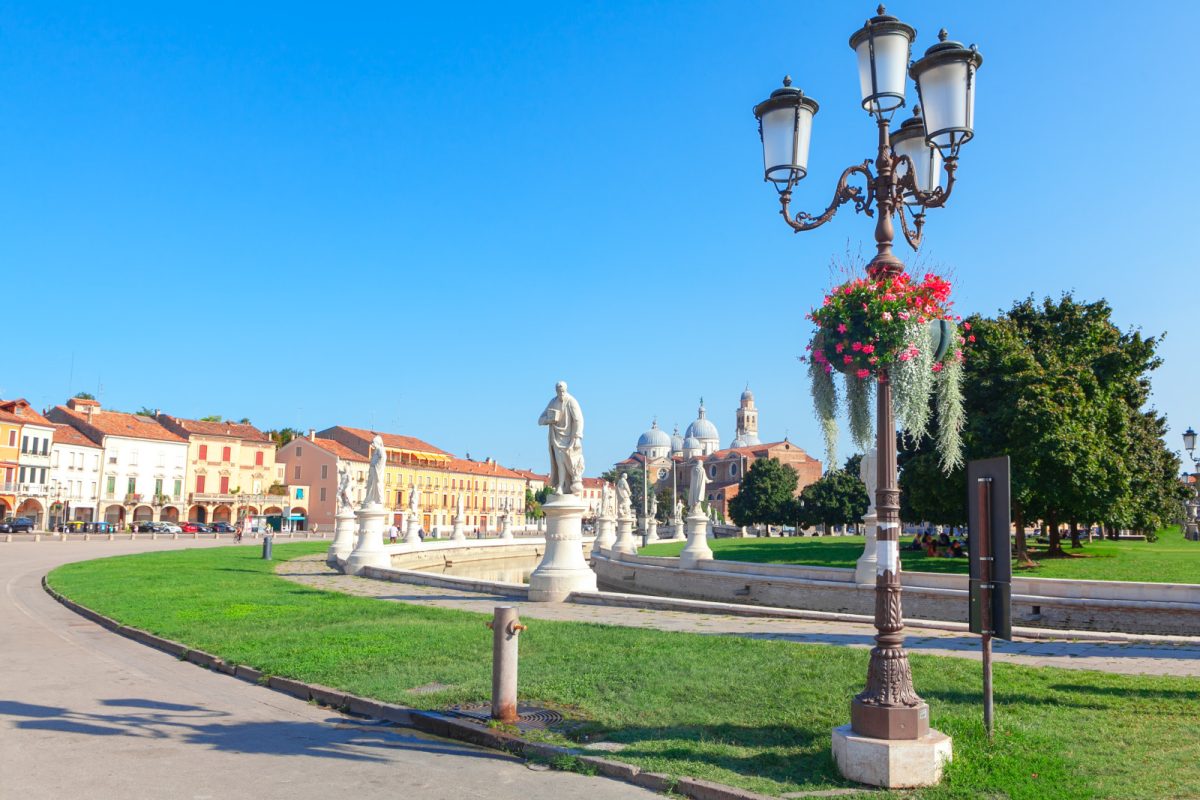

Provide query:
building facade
left=48, top=424, right=103, bottom=526
left=275, top=433, right=369, bottom=529
left=1, top=399, right=57, bottom=526
left=47, top=397, right=189, bottom=526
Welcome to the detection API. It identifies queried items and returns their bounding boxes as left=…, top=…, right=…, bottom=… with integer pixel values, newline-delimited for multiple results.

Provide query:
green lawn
left=640, top=526, right=1199, bottom=584
left=46, top=543, right=1200, bottom=800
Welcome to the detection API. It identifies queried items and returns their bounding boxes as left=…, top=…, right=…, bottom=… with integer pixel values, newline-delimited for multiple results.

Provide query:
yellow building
left=318, top=426, right=527, bottom=533
left=157, top=415, right=308, bottom=525
left=0, top=407, right=22, bottom=518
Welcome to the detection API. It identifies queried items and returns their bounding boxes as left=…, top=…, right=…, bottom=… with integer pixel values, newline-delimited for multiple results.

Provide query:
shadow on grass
left=592, top=721, right=846, bottom=789
left=0, top=699, right=512, bottom=763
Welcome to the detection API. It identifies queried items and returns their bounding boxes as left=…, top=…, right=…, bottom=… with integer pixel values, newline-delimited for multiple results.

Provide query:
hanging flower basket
left=802, top=271, right=969, bottom=474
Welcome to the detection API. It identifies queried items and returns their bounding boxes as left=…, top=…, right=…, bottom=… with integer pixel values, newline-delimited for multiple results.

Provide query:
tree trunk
left=1013, top=508, right=1034, bottom=566
left=1070, top=519, right=1082, bottom=549
left=1047, top=516, right=1064, bottom=555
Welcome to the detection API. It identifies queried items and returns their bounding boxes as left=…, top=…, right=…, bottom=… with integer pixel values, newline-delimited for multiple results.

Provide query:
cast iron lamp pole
left=753, top=6, right=982, bottom=741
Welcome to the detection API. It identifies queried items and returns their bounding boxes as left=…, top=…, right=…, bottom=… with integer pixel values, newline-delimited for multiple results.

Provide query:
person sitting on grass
left=908, top=533, right=922, bottom=551
left=950, top=540, right=966, bottom=558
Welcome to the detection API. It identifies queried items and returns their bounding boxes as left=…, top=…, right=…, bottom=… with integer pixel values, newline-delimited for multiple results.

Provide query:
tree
left=899, top=294, right=1180, bottom=560
left=524, top=488, right=544, bottom=520
left=237, top=417, right=251, bottom=425
left=728, top=458, right=798, bottom=527
left=267, top=427, right=303, bottom=446
left=72, top=391, right=95, bottom=400
left=794, top=469, right=869, bottom=533
left=134, top=407, right=157, bottom=417
left=200, top=414, right=222, bottom=422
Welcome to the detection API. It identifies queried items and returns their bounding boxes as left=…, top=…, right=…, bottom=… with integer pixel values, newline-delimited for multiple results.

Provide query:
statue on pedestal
left=408, top=485, right=421, bottom=518
left=336, top=462, right=353, bottom=514
left=455, top=493, right=464, bottom=522
left=599, top=483, right=612, bottom=520
left=859, top=447, right=878, bottom=515
left=673, top=498, right=684, bottom=523
left=617, top=473, right=632, bottom=518
left=688, top=460, right=708, bottom=514
left=649, top=494, right=658, bottom=521
left=538, top=381, right=584, bottom=495
left=364, top=435, right=385, bottom=506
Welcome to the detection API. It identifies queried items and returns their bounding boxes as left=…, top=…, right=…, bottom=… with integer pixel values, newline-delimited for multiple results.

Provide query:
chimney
left=308, top=429, right=316, bottom=441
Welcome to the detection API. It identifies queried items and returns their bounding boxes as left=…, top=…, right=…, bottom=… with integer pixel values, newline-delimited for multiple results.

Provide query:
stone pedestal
left=612, top=514, right=637, bottom=556
left=500, top=515, right=514, bottom=540
left=595, top=516, right=616, bottom=551
left=671, top=518, right=685, bottom=540
left=705, top=516, right=715, bottom=539
left=344, top=503, right=391, bottom=575
left=528, top=494, right=597, bottom=602
left=327, top=509, right=357, bottom=567
left=831, top=725, right=951, bottom=789
left=678, top=511, right=714, bottom=569
left=451, top=517, right=466, bottom=541
left=645, top=518, right=659, bottom=544
left=855, top=513, right=878, bottom=586
left=405, top=514, right=421, bottom=545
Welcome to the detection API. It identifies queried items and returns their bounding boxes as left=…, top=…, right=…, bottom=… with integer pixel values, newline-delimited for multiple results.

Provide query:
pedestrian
left=388, top=523, right=398, bottom=544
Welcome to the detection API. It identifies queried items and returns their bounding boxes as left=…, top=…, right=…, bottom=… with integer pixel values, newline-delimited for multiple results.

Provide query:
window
left=106, top=476, right=115, bottom=497
left=320, top=465, right=328, bottom=480
left=173, top=480, right=182, bottom=498
left=18, top=467, right=26, bottom=482
left=222, top=446, right=231, bottom=462
left=296, top=488, right=304, bottom=499
left=41, top=438, right=48, bottom=455
left=155, top=478, right=163, bottom=498
left=255, top=451, right=264, bottom=466
left=130, top=449, right=138, bottom=465
left=21, top=436, right=28, bottom=453
left=127, top=477, right=136, bottom=496
left=92, top=454, right=99, bottom=469
left=294, top=465, right=301, bottom=480
left=320, top=488, right=327, bottom=502
left=709, top=466, right=717, bottom=478
left=198, top=444, right=208, bottom=460
left=52, top=451, right=60, bottom=468
left=6, top=430, right=14, bottom=447
left=219, top=476, right=230, bottom=494
left=196, top=475, right=206, bottom=493
left=295, top=446, right=302, bottom=457
left=730, top=465, right=738, bottom=477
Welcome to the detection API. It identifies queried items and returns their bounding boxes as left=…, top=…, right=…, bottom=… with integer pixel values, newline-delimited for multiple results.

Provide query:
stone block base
left=831, top=724, right=951, bottom=789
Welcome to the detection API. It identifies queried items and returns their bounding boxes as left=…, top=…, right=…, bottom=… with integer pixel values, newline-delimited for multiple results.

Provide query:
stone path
left=0, top=541, right=655, bottom=800
left=280, top=555, right=1200, bottom=677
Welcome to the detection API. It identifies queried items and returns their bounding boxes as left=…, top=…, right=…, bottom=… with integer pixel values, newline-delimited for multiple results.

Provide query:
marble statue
left=364, top=435, right=386, bottom=506
left=674, top=498, right=684, bottom=521
left=408, top=485, right=420, bottom=516
left=649, top=494, right=658, bottom=520
left=455, top=493, right=464, bottom=520
left=600, top=483, right=612, bottom=519
left=859, top=447, right=878, bottom=515
left=617, top=472, right=632, bottom=517
left=336, top=462, right=353, bottom=514
left=688, top=460, right=708, bottom=513
left=538, top=381, right=584, bottom=495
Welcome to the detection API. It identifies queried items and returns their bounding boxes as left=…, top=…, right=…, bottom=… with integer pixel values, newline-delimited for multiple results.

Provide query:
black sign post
left=967, top=456, right=1012, bottom=739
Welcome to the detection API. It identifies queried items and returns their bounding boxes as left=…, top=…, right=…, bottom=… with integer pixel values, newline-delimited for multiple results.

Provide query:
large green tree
left=794, top=469, right=869, bottom=533
left=899, top=294, right=1182, bottom=559
left=728, top=458, right=798, bottom=527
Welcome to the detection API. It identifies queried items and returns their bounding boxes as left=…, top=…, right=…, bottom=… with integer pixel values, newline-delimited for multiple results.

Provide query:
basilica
left=617, top=388, right=822, bottom=520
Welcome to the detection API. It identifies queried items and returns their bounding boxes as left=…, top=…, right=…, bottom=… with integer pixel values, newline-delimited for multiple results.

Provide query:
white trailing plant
left=845, top=372, right=874, bottom=452
left=892, top=322, right=935, bottom=443
left=935, top=343, right=966, bottom=474
left=808, top=354, right=840, bottom=468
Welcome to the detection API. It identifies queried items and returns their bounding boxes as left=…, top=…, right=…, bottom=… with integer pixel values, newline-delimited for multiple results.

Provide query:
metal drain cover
left=446, top=702, right=565, bottom=731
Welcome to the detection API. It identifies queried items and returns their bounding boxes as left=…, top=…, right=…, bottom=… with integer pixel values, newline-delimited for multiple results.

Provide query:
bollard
left=487, top=606, right=527, bottom=723
left=262, top=534, right=273, bottom=560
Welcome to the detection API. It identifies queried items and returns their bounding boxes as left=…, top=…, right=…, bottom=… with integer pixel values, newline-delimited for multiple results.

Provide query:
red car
left=180, top=521, right=202, bottom=532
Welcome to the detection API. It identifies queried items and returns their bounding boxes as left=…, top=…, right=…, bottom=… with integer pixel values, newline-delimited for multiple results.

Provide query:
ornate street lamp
left=752, top=5, right=982, bottom=747
left=1184, top=426, right=1197, bottom=457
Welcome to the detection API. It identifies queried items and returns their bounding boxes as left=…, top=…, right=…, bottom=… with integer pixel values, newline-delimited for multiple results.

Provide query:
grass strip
left=640, top=526, right=1197, bottom=584
left=47, top=543, right=1200, bottom=800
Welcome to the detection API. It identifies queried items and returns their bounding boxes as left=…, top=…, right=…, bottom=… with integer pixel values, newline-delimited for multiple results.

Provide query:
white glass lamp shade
left=892, top=109, right=942, bottom=203
left=911, top=30, right=983, bottom=154
left=753, top=78, right=819, bottom=187
left=849, top=8, right=916, bottom=117
left=1185, top=427, right=1198, bottom=453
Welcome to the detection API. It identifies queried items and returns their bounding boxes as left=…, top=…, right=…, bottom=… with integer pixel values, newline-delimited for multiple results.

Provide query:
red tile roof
left=47, top=405, right=186, bottom=444
left=158, top=415, right=271, bottom=442
left=319, top=425, right=450, bottom=458
left=0, top=399, right=54, bottom=428
left=511, top=468, right=549, bottom=483
left=51, top=424, right=102, bottom=449
left=309, top=437, right=370, bottom=463
left=582, top=477, right=608, bottom=488
left=446, top=458, right=523, bottom=480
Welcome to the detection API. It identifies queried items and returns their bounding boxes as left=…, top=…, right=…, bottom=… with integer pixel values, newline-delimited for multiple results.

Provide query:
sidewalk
left=280, top=555, right=1200, bottom=678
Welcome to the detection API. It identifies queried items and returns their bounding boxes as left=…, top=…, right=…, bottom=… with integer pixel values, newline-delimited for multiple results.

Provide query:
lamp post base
left=832, top=724, right=951, bottom=789
left=851, top=698, right=929, bottom=740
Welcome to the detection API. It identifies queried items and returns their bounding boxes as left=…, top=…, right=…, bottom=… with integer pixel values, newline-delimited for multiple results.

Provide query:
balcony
left=15, top=483, right=50, bottom=497
left=189, top=492, right=291, bottom=507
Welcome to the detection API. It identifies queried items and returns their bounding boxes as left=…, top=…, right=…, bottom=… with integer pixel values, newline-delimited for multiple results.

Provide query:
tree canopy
left=795, top=469, right=869, bottom=531
left=728, top=458, right=798, bottom=527
left=72, top=391, right=95, bottom=400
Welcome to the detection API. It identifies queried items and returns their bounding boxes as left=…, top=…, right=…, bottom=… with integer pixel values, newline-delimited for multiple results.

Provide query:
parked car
left=180, top=521, right=210, bottom=533
left=0, top=517, right=35, bottom=533
left=210, top=522, right=236, bottom=534
left=157, top=522, right=183, bottom=534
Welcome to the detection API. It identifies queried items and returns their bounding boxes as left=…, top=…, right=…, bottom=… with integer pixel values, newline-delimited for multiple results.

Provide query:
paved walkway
left=0, top=541, right=655, bottom=800
left=280, top=556, right=1200, bottom=677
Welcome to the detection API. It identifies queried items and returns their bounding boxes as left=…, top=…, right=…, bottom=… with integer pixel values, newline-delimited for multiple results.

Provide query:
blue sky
left=4, top=1, right=1195, bottom=474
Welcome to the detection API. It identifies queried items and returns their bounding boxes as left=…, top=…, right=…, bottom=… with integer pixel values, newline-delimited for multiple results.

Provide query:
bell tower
left=736, top=386, right=758, bottom=444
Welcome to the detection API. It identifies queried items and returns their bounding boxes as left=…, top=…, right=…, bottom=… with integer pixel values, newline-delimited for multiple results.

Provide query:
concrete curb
left=40, top=575, right=784, bottom=800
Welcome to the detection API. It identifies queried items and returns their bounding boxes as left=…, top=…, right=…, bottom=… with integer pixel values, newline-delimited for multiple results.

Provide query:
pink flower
left=898, top=310, right=910, bottom=320
left=897, top=352, right=911, bottom=362
left=856, top=369, right=870, bottom=379
left=881, top=311, right=893, bottom=322
left=851, top=342, right=863, bottom=351
left=862, top=344, right=875, bottom=354
left=862, top=303, right=869, bottom=311
left=963, top=321, right=971, bottom=331
left=843, top=355, right=853, bottom=364
left=932, top=362, right=944, bottom=373
left=835, top=343, right=844, bottom=353
left=968, top=335, right=976, bottom=343
left=869, top=356, right=879, bottom=365
left=837, top=323, right=847, bottom=334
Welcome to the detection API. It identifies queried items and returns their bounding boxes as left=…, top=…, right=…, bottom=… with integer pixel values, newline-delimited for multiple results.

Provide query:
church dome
left=637, top=420, right=671, bottom=451
left=682, top=435, right=702, bottom=453
left=685, top=401, right=720, bottom=446
left=741, top=387, right=754, bottom=403
left=670, top=425, right=685, bottom=454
